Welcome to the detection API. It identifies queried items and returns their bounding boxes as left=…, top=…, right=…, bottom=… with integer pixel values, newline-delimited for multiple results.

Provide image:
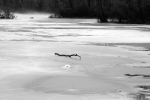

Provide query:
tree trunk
left=88, top=0, right=91, bottom=8
left=97, top=0, right=107, bottom=22
left=69, top=0, right=73, bottom=10
left=79, top=0, right=92, bottom=16
left=137, top=0, right=144, bottom=23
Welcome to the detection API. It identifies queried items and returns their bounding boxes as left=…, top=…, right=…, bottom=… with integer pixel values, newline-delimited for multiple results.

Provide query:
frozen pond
left=0, top=14, right=150, bottom=100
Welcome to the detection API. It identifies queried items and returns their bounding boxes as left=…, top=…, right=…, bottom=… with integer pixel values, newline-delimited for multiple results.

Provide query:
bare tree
left=137, top=0, right=144, bottom=22
left=97, top=0, right=107, bottom=22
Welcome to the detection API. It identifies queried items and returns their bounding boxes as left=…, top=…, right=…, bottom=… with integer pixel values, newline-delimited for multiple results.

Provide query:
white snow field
left=0, top=13, right=150, bottom=100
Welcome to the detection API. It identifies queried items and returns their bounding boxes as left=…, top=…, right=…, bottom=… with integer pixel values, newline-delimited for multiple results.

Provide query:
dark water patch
left=136, top=86, right=150, bottom=90
left=114, top=27, right=133, bottom=30
left=134, top=49, right=150, bottom=51
left=141, top=62, right=146, bottom=63
left=21, top=25, right=150, bottom=31
left=78, top=23, right=123, bottom=26
left=32, top=34, right=95, bottom=38
left=8, top=39, right=58, bottom=42
left=133, top=66, right=150, bottom=68
left=125, top=74, right=150, bottom=78
left=117, top=43, right=150, bottom=50
left=130, top=93, right=149, bottom=100
left=60, top=41, right=74, bottom=42
left=85, top=42, right=150, bottom=50
left=135, top=27, right=150, bottom=32
left=32, top=34, right=55, bottom=38
left=79, top=22, right=142, bottom=26
left=84, top=43, right=118, bottom=47
left=78, top=24, right=150, bottom=31
left=0, top=29, right=33, bottom=32
left=58, top=34, right=94, bottom=37
left=23, top=27, right=50, bottom=29
left=34, top=18, right=96, bottom=23
left=23, top=27, right=109, bottom=29
left=105, top=26, right=150, bottom=32
left=132, top=86, right=150, bottom=100
left=7, top=29, right=32, bottom=32
left=0, top=39, right=74, bottom=42
left=125, top=74, right=142, bottom=77
left=0, top=27, right=8, bottom=31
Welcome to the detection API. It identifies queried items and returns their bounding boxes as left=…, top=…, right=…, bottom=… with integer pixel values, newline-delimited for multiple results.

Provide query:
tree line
left=0, top=0, right=150, bottom=23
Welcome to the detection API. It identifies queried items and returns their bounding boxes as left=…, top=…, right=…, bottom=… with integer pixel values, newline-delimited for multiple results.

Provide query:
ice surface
left=0, top=13, right=150, bottom=100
